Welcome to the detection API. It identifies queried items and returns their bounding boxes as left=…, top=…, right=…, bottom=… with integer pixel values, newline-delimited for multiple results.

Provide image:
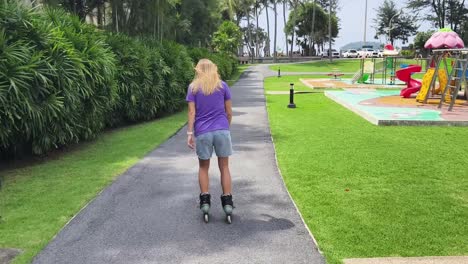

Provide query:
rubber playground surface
left=301, top=78, right=406, bottom=89
left=325, top=89, right=468, bottom=126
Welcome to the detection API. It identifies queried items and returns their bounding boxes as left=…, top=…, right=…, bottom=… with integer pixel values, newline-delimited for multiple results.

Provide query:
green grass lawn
left=265, top=77, right=468, bottom=264
left=265, top=75, right=351, bottom=92
left=270, top=59, right=363, bottom=73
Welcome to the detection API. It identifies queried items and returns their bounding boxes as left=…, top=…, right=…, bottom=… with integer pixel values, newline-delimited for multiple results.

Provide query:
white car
left=321, top=49, right=340, bottom=58
left=343, top=49, right=359, bottom=58
left=357, top=48, right=379, bottom=58
left=377, top=50, right=384, bottom=57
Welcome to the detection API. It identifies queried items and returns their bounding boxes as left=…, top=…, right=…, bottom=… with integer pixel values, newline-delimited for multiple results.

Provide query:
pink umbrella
left=424, top=28, right=465, bottom=49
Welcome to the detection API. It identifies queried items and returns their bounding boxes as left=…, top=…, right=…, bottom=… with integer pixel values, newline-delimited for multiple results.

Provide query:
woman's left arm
left=187, top=102, right=196, bottom=149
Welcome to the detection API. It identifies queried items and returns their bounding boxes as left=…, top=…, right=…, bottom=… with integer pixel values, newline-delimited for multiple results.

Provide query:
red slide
left=397, top=65, right=422, bottom=98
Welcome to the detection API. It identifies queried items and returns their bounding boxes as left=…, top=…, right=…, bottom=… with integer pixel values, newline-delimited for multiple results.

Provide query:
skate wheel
left=204, top=214, right=209, bottom=223
left=226, top=215, right=232, bottom=224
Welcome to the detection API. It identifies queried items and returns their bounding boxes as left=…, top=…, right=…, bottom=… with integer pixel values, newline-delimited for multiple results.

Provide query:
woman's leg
left=218, top=157, right=231, bottom=194
left=199, top=159, right=210, bottom=193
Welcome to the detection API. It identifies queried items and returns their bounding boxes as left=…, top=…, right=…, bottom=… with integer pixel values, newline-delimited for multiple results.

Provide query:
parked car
left=357, top=48, right=379, bottom=58
left=377, top=50, right=384, bottom=57
left=343, top=49, right=359, bottom=58
left=321, top=49, right=340, bottom=58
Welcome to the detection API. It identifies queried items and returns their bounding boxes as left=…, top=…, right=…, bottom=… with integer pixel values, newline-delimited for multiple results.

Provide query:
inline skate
left=199, top=193, right=211, bottom=223
left=221, top=194, right=234, bottom=224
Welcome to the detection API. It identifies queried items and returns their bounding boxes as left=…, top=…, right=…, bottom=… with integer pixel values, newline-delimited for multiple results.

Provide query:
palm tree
left=273, top=0, right=277, bottom=62
left=172, top=12, right=191, bottom=42
left=282, top=0, right=288, bottom=57
left=243, top=0, right=253, bottom=60
left=261, top=0, right=270, bottom=57
left=288, top=0, right=301, bottom=58
left=254, top=0, right=262, bottom=57
left=311, top=0, right=316, bottom=55
left=237, top=0, right=254, bottom=60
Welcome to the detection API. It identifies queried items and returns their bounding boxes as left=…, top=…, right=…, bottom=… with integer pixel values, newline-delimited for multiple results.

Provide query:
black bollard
left=278, top=67, right=281, bottom=77
left=288, top=83, right=296, bottom=108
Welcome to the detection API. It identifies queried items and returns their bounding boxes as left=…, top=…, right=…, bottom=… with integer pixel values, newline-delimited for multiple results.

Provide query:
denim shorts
left=196, top=130, right=233, bottom=160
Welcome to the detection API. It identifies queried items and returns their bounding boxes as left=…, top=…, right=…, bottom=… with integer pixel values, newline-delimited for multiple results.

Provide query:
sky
left=250, top=0, right=432, bottom=54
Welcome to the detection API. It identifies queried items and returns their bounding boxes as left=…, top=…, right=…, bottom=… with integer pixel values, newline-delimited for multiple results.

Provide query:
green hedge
left=0, top=4, right=117, bottom=156
left=0, top=2, right=237, bottom=157
left=105, top=34, right=165, bottom=126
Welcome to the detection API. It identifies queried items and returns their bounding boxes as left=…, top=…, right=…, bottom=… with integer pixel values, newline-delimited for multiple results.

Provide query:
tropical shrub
left=105, top=34, right=165, bottom=126
left=212, top=21, right=242, bottom=55
left=0, top=3, right=116, bottom=156
left=44, top=8, right=117, bottom=140
left=158, top=41, right=195, bottom=113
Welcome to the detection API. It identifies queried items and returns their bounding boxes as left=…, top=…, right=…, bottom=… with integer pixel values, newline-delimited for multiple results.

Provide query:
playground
left=300, top=37, right=468, bottom=126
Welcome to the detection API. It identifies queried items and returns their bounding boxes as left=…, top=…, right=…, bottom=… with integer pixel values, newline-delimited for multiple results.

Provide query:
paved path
left=33, top=66, right=325, bottom=264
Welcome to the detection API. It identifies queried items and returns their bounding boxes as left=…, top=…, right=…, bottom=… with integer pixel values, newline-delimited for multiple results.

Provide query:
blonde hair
left=190, top=59, right=222, bottom=95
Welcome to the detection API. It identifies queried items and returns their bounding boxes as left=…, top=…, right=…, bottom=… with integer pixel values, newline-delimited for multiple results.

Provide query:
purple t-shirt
left=186, top=81, right=232, bottom=137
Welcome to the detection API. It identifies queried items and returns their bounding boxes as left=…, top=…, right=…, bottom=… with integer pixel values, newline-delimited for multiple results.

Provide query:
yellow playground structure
left=415, top=68, right=448, bottom=103
left=417, top=49, right=468, bottom=111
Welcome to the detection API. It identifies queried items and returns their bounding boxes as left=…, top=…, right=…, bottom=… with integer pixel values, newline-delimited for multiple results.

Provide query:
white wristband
left=187, top=131, right=193, bottom=135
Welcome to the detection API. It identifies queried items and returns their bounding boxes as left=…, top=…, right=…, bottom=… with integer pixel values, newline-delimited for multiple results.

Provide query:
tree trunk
left=283, top=1, right=288, bottom=57
left=441, top=0, right=446, bottom=28
left=273, top=1, right=277, bottom=62
left=255, top=5, right=260, bottom=57
left=103, top=1, right=106, bottom=25
left=290, top=30, right=295, bottom=57
left=311, top=0, right=316, bottom=55
left=431, top=0, right=446, bottom=28
left=77, top=0, right=86, bottom=22
left=69, top=0, right=75, bottom=13
left=328, top=2, right=332, bottom=62
left=158, top=0, right=161, bottom=41
left=309, top=33, right=313, bottom=56
left=97, top=0, right=103, bottom=27
left=160, top=12, right=164, bottom=43
left=246, top=6, right=253, bottom=62
left=290, top=2, right=296, bottom=59
left=114, top=2, right=119, bottom=32
left=154, top=15, right=157, bottom=38
left=265, top=1, right=270, bottom=57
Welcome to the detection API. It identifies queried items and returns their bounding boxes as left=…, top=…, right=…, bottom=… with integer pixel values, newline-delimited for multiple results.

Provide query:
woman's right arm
left=187, top=102, right=196, bottom=149
left=225, top=100, right=232, bottom=126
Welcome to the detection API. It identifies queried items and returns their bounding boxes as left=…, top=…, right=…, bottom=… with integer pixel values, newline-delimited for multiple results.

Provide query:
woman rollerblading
left=186, top=59, right=234, bottom=224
